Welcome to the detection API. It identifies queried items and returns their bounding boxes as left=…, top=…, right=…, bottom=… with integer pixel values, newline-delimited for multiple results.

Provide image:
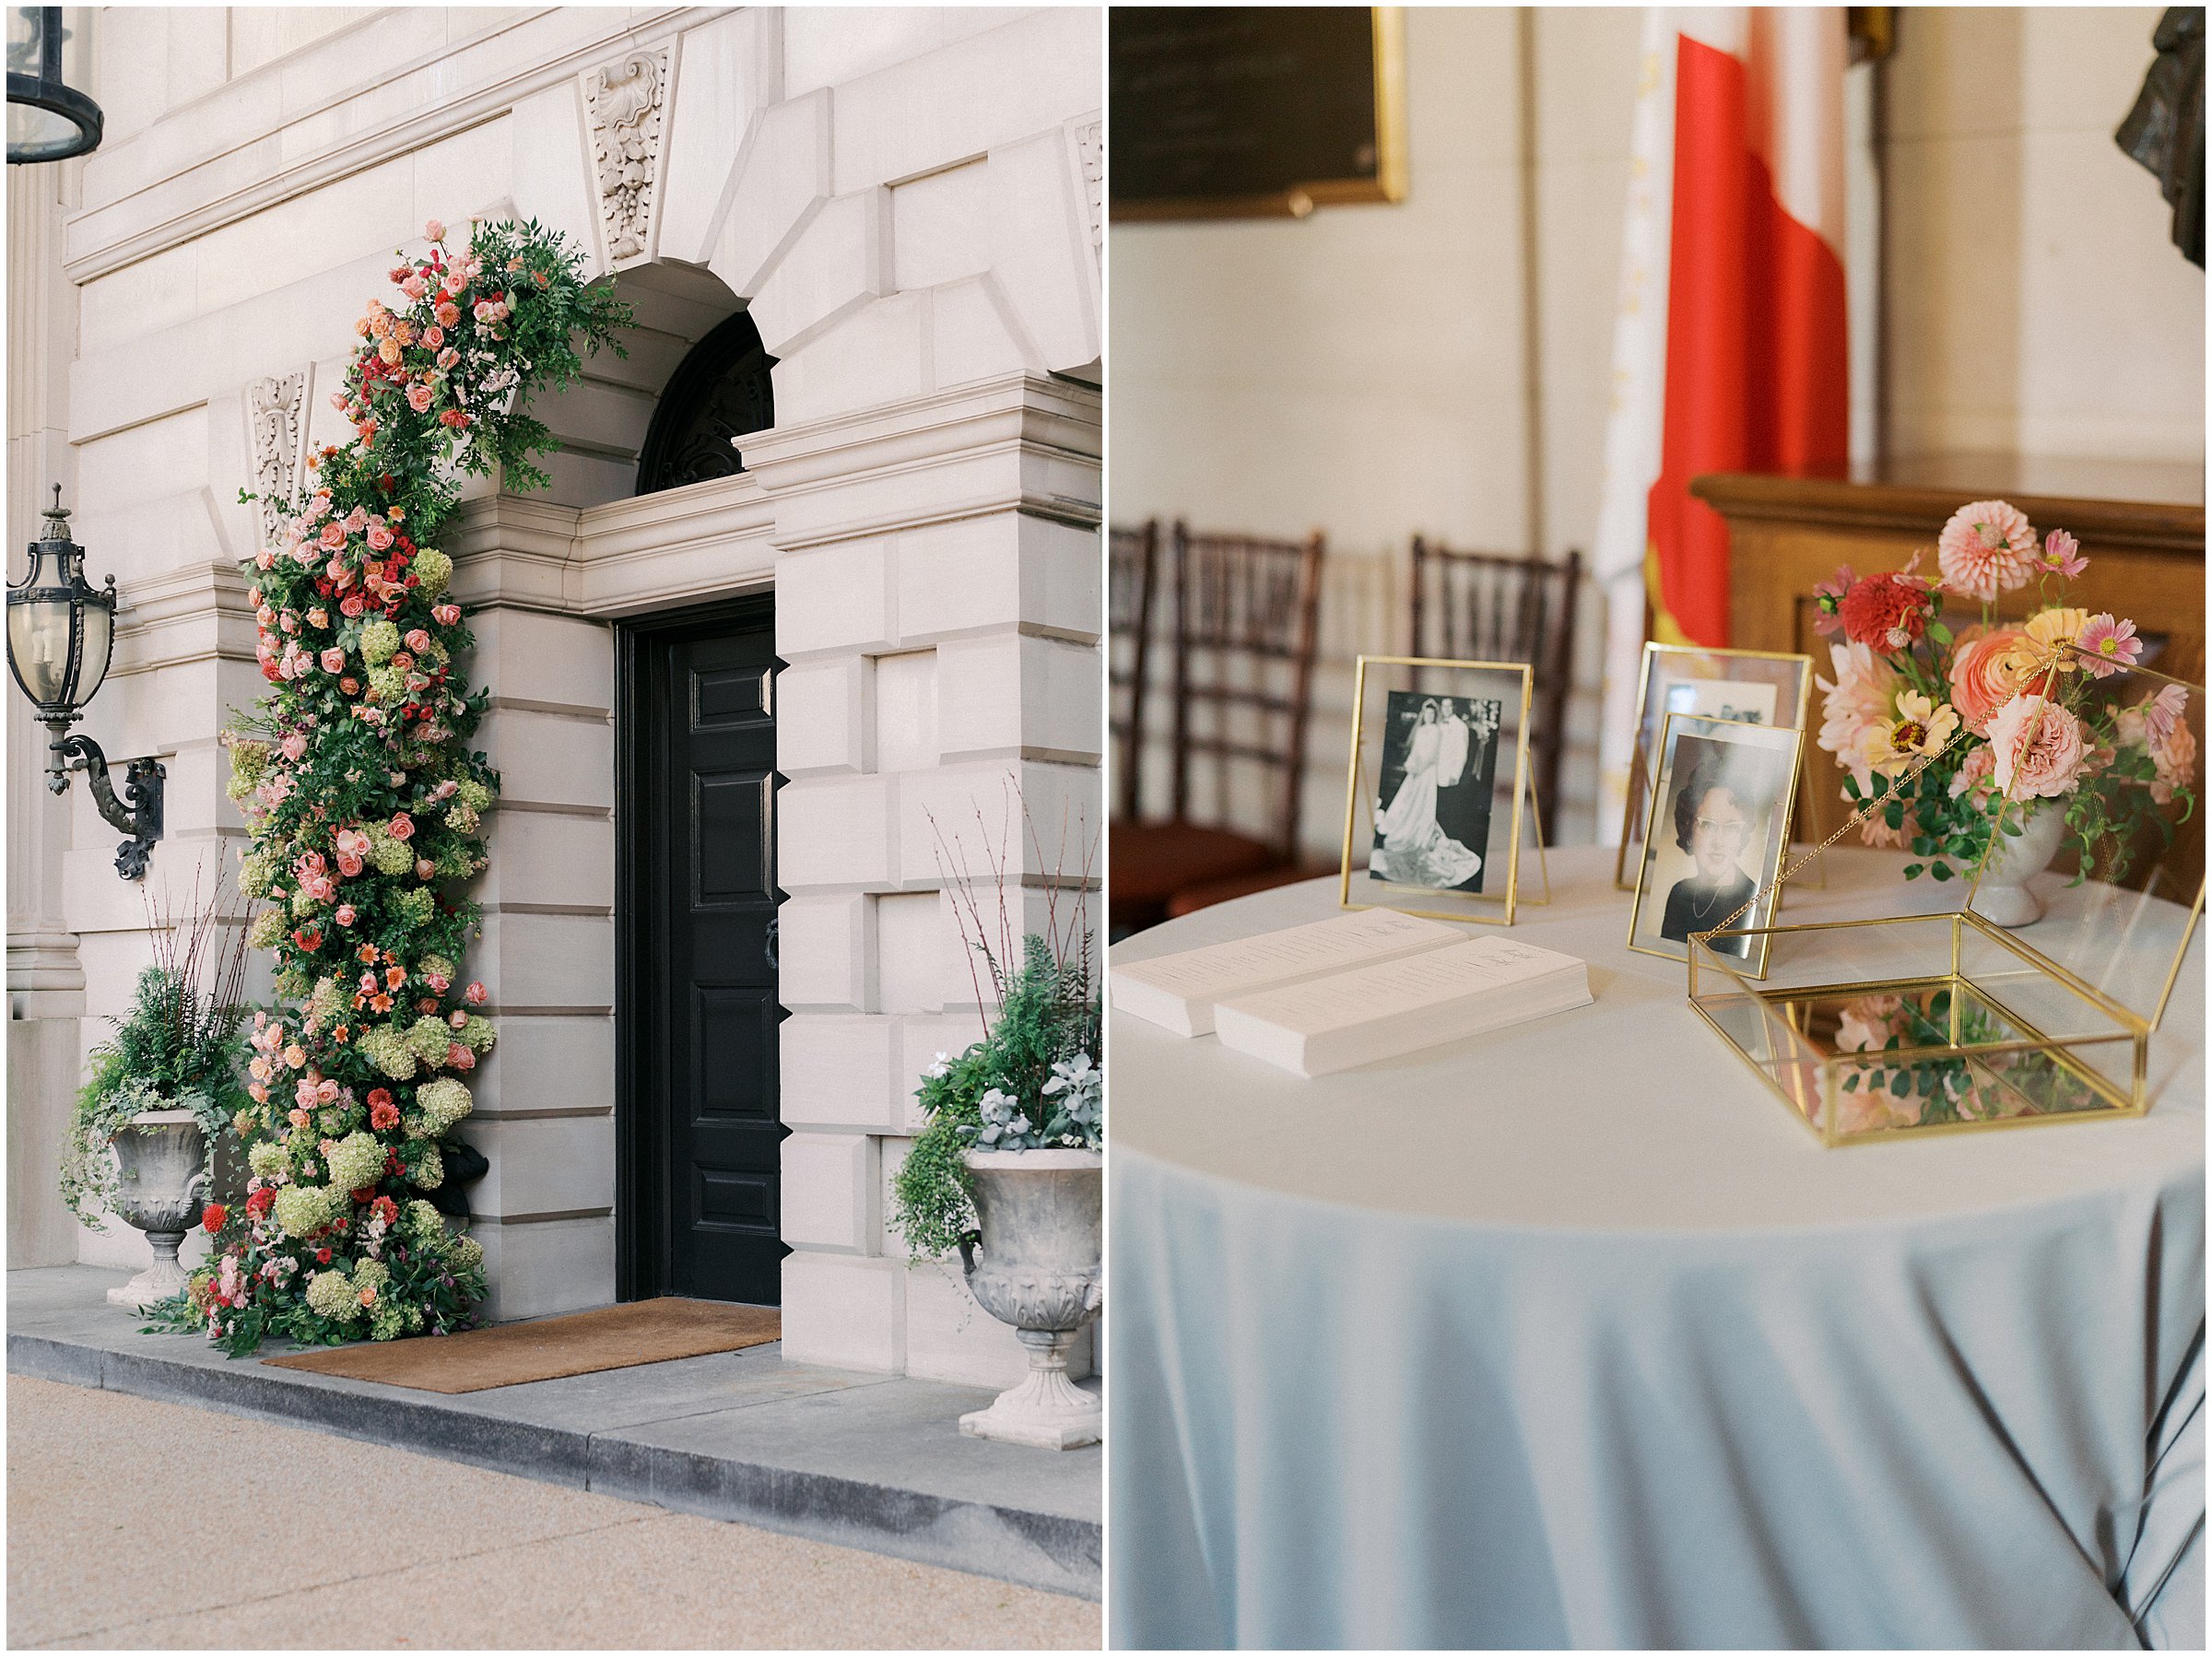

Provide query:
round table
left=1107, top=847, right=2205, bottom=1650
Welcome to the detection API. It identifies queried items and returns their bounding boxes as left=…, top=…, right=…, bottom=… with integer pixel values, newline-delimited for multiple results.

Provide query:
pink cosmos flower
left=2040, top=529, right=2087, bottom=580
left=432, top=604, right=462, bottom=626
left=321, top=649, right=346, bottom=674
left=1810, top=564, right=1856, bottom=639
left=2072, top=614, right=2142, bottom=677
left=406, top=383, right=436, bottom=414
left=406, top=629, right=431, bottom=652
left=1988, top=694, right=2088, bottom=800
left=465, top=981, right=488, bottom=1005
left=1936, top=499, right=2039, bottom=602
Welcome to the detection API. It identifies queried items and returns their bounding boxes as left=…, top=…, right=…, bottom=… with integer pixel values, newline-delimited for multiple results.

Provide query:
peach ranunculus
left=1947, top=627, right=2039, bottom=734
left=1987, top=694, right=2088, bottom=801
left=1936, top=499, right=2039, bottom=602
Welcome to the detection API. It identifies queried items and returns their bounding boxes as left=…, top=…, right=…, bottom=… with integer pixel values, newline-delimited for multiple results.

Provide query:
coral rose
left=1937, top=499, right=2039, bottom=601
left=1947, top=627, right=2037, bottom=734
left=406, top=383, right=435, bottom=415
left=388, top=812, right=415, bottom=840
left=1988, top=694, right=2088, bottom=801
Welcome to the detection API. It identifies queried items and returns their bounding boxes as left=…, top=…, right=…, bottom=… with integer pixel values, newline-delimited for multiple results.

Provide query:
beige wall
left=1884, top=6, right=2205, bottom=462
left=1108, top=5, right=2205, bottom=858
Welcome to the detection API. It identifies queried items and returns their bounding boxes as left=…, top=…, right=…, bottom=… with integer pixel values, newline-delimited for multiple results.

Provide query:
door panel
left=640, top=607, right=786, bottom=1304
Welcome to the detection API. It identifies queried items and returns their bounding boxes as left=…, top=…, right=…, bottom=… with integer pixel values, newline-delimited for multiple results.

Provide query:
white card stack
left=1109, top=909, right=1462, bottom=1037
left=1211, top=935, right=1593, bottom=1077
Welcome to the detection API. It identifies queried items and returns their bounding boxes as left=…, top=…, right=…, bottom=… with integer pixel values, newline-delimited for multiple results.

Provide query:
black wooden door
left=629, top=601, right=787, bottom=1303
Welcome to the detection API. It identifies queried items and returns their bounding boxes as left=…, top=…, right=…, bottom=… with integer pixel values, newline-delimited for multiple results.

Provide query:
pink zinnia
left=1936, top=499, right=2039, bottom=602
left=1988, top=694, right=2088, bottom=801
left=2072, top=614, right=2141, bottom=677
left=2040, top=529, right=2087, bottom=580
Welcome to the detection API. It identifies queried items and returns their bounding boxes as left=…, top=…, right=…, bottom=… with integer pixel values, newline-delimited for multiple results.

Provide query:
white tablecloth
left=1107, top=847, right=2205, bottom=1649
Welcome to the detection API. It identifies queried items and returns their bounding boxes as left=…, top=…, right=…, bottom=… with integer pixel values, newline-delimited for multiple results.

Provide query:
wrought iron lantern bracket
left=46, top=723, right=163, bottom=879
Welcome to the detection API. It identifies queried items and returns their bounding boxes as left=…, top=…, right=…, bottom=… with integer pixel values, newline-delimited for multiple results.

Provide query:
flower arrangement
left=1810, top=499, right=2196, bottom=883
left=1829, top=990, right=2102, bottom=1134
left=62, top=879, right=253, bottom=1228
left=889, top=807, right=1100, bottom=1261
left=154, top=218, right=628, bottom=1357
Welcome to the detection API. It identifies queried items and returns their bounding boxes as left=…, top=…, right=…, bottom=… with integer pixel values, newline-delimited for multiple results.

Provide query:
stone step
left=6, top=1264, right=1099, bottom=1601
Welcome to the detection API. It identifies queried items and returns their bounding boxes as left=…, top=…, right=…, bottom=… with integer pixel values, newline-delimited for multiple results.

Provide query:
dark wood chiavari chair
left=1110, top=522, right=1327, bottom=932
left=1408, top=537, right=1583, bottom=838
left=1108, top=521, right=1159, bottom=827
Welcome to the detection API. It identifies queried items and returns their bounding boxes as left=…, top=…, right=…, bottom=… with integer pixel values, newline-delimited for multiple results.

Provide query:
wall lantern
left=7, top=6, right=100, bottom=164
left=7, top=489, right=162, bottom=878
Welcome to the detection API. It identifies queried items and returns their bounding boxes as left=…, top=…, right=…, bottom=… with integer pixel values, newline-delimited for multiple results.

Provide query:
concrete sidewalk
left=7, top=1265, right=1100, bottom=1601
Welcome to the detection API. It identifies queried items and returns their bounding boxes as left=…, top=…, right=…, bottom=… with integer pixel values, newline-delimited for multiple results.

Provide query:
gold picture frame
left=1338, top=655, right=1547, bottom=926
left=1615, top=641, right=1815, bottom=890
left=1111, top=7, right=1408, bottom=222
left=1627, top=711, right=1806, bottom=979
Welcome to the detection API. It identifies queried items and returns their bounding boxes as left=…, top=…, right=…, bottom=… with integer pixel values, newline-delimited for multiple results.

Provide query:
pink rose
left=335, top=852, right=363, bottom=877
left=432, top=604, right=462, bottom=626
left=447, top=1008, right=467, bottom=1028
left=366, top=524, right=394, bottom=551
left=340, top=593, right=367, bottom=617
left=436, top=347, right=459, bottom=370
left=401, top=276, right=428, bottom=300
left=320, top=522, right=347, bottom=550
left=386, top=813, right=415, bottom=841
left=422, top=326, right=443, bottom=349
left=335, top=903, right=357, bottom=925
left=255, top=550, right=275, bottom=571
left=1988, top=694, right=2087, bottom=801
left=449, top=1046, right=477, bottom=1072
left=406, top=629, right=431, bottom=652
left=406, top=383, right=435, bottom=415
left=416, top=858, right=438, bottom=881
left=465, top=981, right=488, bottom=1005
left=425, top=218, right=446, bottom=241
left=1947, top=628, right=2036, bottom=736
left=321, top=649, right=346, bottom=674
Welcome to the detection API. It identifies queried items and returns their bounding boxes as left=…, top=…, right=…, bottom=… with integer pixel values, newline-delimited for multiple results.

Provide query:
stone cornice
left=111, top=558, right=257, bottom=677
left=65, top=7, right=723, bottom=285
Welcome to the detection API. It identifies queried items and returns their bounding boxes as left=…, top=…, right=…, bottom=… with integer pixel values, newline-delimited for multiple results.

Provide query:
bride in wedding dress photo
left=1371, top=695, right=1495, bottom=891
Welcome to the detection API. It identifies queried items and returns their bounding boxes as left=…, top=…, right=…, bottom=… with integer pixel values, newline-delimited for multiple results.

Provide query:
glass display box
left=1688, top=654, right=2204, bottom=1145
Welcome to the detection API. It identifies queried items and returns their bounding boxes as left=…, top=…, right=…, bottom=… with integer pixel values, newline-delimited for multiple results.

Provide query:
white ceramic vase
left=956, top=1147, right=1102, bottom=1451
left=1974, top=805, right=2066, bottom=927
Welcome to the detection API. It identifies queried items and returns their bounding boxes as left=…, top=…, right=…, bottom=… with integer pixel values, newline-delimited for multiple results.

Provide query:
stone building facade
left=7, top=6, right=1104, bottom=1389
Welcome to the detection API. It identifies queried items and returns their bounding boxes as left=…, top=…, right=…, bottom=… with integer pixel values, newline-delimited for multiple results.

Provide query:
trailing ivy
left=152, top=218, right=628, bottom=1356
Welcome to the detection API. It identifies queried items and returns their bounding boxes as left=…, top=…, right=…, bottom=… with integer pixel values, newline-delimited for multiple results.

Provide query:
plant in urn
left=892, top=816, right=1101, bottom=1450
left=59, top=880, right=253, bottom=1312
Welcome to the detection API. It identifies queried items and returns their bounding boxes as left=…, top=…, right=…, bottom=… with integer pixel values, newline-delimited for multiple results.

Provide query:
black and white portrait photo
left=1370, top=691, right=1501, bottom=893
left=1629, top=715, right=1802, bottom=972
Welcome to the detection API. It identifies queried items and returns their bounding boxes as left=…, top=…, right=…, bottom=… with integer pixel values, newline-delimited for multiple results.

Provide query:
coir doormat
left=263, top=1297, right=782, bottom=1393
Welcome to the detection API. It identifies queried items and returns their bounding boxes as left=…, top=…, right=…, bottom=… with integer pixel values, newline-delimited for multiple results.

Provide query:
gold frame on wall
left=1112, top=7, right=1409, bottom=222
left=1337, top=654, right=1546, bottom=926
left=1626, top=711, right=1807, bottom=980
left=1615, top=640, right=1816, bottom=890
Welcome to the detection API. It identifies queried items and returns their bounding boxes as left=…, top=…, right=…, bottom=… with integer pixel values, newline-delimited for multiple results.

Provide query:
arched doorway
left=633, top=310, right=777, bottom=494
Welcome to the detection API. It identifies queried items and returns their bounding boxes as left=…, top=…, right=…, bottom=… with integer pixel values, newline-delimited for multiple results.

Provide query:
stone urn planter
left=957, top=1147, right=1102, bottom=1450
left=1975, top=805, right=2066, bottom=928
left=104, top=1110, right=212, bottom=1311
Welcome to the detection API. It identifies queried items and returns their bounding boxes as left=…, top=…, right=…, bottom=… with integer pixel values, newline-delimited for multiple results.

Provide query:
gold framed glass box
left=1688, top=655, right=2204, bottom=1145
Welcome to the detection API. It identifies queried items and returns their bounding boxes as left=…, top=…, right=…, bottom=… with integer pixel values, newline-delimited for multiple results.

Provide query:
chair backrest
left=1166, top=523, right=1326, bottom=859
left=1409, top=538, right=1583, bottom=836
left=1108, top=521, right=1159, bottom=824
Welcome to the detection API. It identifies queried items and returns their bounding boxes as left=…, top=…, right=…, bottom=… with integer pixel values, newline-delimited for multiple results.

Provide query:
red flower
left=350, top=1186, right=375, bottom=1204
left=1838, top=571, right=1931, bottom=652
left=371, top=1099, right=401, bottom=1130
left=201, top=1203, right=228, bottom=1234
left=246, top=1187, right=276, bottom=1217
left=315, top=1247, right=333, bottom=1263
left=291, top=927, right=323, bottom=953
left=371, top=1195, right=400, bottom=1227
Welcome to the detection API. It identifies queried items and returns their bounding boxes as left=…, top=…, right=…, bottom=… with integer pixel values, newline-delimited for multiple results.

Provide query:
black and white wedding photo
left=1370, top=691, right=1502, bottom=892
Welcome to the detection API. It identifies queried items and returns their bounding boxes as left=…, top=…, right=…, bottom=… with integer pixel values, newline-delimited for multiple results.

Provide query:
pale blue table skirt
left=1107, top=852, right=2205, bottom=1649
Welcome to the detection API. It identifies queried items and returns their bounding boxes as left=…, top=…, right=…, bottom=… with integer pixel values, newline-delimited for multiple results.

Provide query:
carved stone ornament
left=246, top=370, right=306, bottom=546
left=587, top=48, right=668, bottom=265
left=1076, top=120, right=1103, bottom=265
